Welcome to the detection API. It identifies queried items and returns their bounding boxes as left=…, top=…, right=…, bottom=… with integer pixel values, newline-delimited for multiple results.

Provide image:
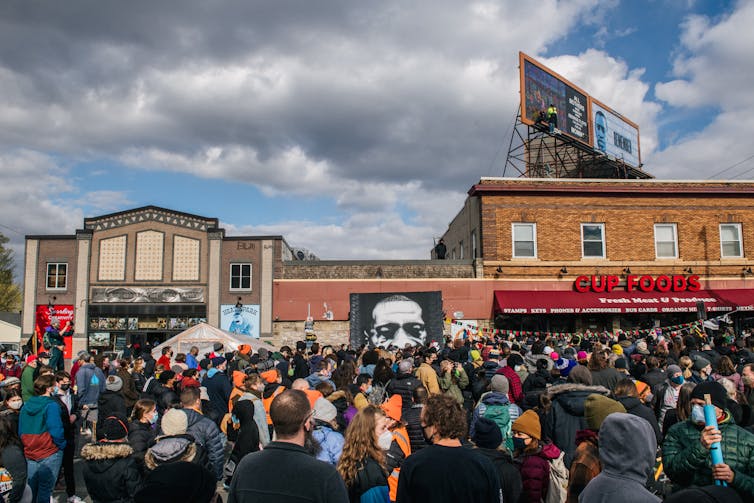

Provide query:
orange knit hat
left=260, top=369, right=278, bottom=383
left=238, top=344, right=251, bottom=355
left=512, top=409, right=541, bottom=440
left=381, top=394, right=402, bottom=422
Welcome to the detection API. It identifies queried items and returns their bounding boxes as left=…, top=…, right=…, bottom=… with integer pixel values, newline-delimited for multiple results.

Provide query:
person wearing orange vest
left=292, top=378, right=323, bottom=408
left=262, top=373, right=286, bottom=439
left=381, top=394, right=411, bottom=502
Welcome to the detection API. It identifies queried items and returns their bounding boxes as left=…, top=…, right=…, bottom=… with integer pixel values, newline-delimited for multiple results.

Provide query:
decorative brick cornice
left=84, top=206, right=219, bottom=232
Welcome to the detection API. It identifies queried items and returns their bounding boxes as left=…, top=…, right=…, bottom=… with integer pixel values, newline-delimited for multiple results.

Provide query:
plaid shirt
left=567, top=429, right=601, bottom=503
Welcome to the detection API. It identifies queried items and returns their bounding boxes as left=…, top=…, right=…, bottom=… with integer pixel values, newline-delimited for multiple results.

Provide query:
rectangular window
left=230, top=263, right=252, bottom=291
left=654, top=224, right=678, bottom=258
left=720, top=223, right=743, bottom=258
left=512, top=223, right=537, bottom=258
left=471, top=230, right=478, bottom=258
left=459, top=240, right=464, bottom=260
left=46, top=263, right=67, bottom=290
left=581, top=223, right=606, bottom=258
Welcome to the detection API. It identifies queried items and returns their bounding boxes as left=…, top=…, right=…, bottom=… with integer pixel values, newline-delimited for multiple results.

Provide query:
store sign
left=35, top=305, right=74, bottom=358
left=574, top=275, right=701, bottom=293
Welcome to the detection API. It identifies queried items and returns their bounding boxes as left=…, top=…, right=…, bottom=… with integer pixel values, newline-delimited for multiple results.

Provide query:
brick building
left=22, top=206, right=289, bottom=358
left=439, top=177, right=754, bottom=334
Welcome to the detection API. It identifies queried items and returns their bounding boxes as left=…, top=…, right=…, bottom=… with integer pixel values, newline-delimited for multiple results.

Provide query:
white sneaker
left=68, top=497, right=85, bottom=503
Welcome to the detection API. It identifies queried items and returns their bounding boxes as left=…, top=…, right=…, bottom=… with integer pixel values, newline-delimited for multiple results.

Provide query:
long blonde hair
left=679, top=356, right=693, bottom=379
left=337, top=405, right=386, bottom=486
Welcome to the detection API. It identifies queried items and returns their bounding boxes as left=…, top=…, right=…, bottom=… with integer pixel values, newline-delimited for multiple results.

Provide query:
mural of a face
left=368, top=295, right=427, bottom=348
left=595, top=111, right=607, bottom=152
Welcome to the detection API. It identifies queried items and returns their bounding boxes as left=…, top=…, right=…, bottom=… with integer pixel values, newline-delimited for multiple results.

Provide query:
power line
left=0, top=223, right=23, bottom=235
left=707, top=152, right=754, bottom=179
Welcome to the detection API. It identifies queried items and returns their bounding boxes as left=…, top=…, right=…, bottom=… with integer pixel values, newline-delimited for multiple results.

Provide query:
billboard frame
left=519, top=52, right=593, bottom=147
left=589, top=96, right=642, bottom=168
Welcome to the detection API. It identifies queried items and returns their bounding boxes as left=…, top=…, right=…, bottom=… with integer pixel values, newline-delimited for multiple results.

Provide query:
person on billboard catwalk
left=547, top=103, right=558, bottom=133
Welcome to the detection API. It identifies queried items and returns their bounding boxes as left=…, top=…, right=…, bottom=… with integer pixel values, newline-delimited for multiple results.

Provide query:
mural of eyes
left=375, top=323, right=426, bottom=340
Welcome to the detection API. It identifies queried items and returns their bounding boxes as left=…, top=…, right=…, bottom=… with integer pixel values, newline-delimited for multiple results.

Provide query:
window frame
left=581, top=223, right=606, bottom=259
left=720, top=223, right=744, bottom=258
left=471, top=230, right=478, bottom=259
left=46, top=262, right=68, bottom=290
left=654, top=223, right=678, bottom=259
left=229, top=263, right=253, bottom=291
left=512, top=223, right=537, bottom=259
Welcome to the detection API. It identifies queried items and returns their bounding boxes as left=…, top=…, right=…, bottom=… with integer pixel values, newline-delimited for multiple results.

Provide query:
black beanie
left=691, top=381, right=728, bottom=411
left=471, top=417, right=503, bottom=449
left=664, top=485, right=743, bottom=503
left=97, top=414, right=129, bottom=441
left=135, top=461, right=217, bottom=503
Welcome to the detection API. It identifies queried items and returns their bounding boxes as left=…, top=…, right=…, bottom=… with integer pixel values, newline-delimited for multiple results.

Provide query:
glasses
left=375, top=323, right=425, bottom=340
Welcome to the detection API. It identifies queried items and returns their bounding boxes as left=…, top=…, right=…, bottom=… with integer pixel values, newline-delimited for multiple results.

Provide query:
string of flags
left=446, top=318, right=703, bottom=340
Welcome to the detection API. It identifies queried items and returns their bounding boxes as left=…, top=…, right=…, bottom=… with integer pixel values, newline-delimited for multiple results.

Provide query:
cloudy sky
left=0, top=0, right=749, bottom=274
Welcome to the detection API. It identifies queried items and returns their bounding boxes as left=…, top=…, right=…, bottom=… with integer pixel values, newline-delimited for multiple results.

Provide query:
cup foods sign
left=574, top=275, right=701, bottom=293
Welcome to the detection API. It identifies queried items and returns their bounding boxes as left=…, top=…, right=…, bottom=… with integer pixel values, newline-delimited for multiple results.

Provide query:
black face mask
left=422, top=425, right=434, bottom=445
left=60, top=384, right=70, bottom=391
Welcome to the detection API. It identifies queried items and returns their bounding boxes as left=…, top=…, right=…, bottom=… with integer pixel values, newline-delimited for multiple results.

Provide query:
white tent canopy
left=150, top=323, right=277, bottom=360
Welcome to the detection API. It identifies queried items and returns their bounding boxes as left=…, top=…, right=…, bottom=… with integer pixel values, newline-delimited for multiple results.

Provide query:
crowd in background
left=1, top=326, right=754, bottom=502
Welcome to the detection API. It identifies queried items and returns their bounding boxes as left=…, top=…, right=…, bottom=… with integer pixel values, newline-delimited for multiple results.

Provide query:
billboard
left=591, top=99, right=641, bottom=167
left=221, top=304, right=260, bottom=339
left=349, top=291, right=444, bottom=349
left=520, top=52, right=590, bottom=145
left=35, top=304, right=74, bottom=359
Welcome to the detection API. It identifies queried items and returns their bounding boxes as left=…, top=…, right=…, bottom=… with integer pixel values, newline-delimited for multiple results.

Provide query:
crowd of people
left=1, top=328, right=754, bottom=502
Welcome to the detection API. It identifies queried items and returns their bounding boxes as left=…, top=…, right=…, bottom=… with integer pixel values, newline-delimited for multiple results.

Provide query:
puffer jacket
left=386, top=372, right=421, bottom=412
left=183, top=407, right=225, bottom=480
left=403, top=404, right=426, bottom=454
left=522, top=369, right=551, bottom=410
left=663, top=412, right=754, bottom=498
left=515, top=442, right=561, bottom=503
left=474, top=446, right=522, bottom=503
left=128, top=420, right=156, bottom=471
left=98, top=390, right=127, bottom=421
left=313, top=421, right=345, bottom=466
left=542, top=383, right=609, bottom=466
left=75, top=362, right=106, bottom=406
left=81, top=442, right=141, bottom=503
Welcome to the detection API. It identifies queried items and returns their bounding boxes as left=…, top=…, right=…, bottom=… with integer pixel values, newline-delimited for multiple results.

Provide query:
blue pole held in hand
left=704, top=393, right=727, bottom=487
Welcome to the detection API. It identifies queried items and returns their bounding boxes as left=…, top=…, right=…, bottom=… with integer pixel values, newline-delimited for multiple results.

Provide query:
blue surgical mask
left=670, top=375, right=684, bottom=385
left=365, top=385, right=373, bottom=395
left=513, top=437, right=527, bottom=450
left=149, top=412, right=158, bottom=425
left=691, top=404, right=706, bottom=424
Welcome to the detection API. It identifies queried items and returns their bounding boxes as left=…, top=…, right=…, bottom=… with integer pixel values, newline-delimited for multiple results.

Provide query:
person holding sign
left=547, top=103, right=558, bottom=133
left=662, top=381, right=754, bottom=499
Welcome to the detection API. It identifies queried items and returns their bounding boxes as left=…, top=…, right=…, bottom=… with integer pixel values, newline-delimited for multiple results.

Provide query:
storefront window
left=230, top=263, right=252, bottom=290
left=46, top=263, right=67, bottom=290
left=654, top=224, right=678, bottom=259
left=512, top=223, right=537, bottom=258
left=720, top=223, right=743, bottom=258
left=581, top=223, right=605, bottom=258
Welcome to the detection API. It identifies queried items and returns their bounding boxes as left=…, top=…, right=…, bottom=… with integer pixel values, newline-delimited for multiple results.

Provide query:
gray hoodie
left=578, top=413, right=660, bottom=503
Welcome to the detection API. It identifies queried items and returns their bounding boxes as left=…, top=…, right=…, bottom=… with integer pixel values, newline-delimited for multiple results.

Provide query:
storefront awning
left=494, top=289, right=754, bottom=315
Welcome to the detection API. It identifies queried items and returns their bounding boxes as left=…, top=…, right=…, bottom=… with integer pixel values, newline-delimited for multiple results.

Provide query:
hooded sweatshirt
left=18, top=395, right=66, bottom=460
left=578, top=413, right=660, bottom=503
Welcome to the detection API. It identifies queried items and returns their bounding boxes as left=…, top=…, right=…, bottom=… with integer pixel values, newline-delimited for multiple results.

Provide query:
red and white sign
left=35, top=305, right=74, bottom=359
left=494, top=289, right=754, bottom=315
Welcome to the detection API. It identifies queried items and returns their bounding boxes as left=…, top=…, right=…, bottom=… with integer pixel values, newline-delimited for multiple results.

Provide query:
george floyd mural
left=349, top=291, right=444, bottom=349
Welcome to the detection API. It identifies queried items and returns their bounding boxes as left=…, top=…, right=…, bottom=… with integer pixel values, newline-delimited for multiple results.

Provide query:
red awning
left=494, top=289, right=754, bottom=315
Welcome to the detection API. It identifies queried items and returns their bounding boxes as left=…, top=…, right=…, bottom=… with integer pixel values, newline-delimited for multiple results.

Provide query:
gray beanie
left=106, top=375, right=123, bottom=392
left=666, top=364, right=682, bottom=377
left=490, top=374, right=509, bottom=394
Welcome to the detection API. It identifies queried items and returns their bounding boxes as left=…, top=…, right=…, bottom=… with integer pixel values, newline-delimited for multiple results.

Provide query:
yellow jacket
left=415, top=363, right=441, bottom=395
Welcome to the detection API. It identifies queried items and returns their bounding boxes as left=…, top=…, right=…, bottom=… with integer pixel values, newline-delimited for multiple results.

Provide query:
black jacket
left=145, top=380, right=179, bottom=413
left=0, top=443, right=27, bottom=503
left=403, top=404, right=427, bottom=454
left=184, top=408, right=226, bottom=480
left=98, top=390, right=127, bottom=421
left=144, top=434, right=211, bottom=474
left=128, top=420, right=156, bottom=471
left=227, top=441, right=348, bottom=503
left=387, top=373, right=421, bottom=412
left=81, top=442, right=142, bottom=503
left=615, top=395, right=662, bottom=445
left=472, top=446, right=522, bottom=503
left=227, top=400, right=260, bottom=484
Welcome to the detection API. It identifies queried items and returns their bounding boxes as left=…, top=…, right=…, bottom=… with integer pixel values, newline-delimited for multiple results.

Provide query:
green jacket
left=663, top=413, right=754, bottom=497
left=438, top=367, right=469, bottom=405
left=21, top=364, right=35, bottom=402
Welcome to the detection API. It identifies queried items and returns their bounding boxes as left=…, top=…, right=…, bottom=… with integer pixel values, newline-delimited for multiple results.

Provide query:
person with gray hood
left=578, top=412, right=660, bottom=503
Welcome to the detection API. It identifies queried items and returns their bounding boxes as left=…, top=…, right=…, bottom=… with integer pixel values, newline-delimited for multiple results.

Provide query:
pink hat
left=577, top=351, right=588, bottom=360
left=550, top=352, right=560, bottom=360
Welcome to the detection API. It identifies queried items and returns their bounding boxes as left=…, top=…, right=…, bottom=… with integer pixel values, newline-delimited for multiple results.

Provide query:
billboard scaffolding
left=504, top=52, right=650, bottom=179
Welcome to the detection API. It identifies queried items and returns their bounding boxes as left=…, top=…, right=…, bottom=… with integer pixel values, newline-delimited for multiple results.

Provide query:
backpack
left=545, top=450, right=569, bottom=503
left=480, top=401, right=512, bottom=450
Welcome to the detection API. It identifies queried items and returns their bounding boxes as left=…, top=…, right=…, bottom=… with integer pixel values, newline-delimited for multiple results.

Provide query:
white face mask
left=8, top=399, right=22, bottom=410
left=378, top=430, right=393, bottom=450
